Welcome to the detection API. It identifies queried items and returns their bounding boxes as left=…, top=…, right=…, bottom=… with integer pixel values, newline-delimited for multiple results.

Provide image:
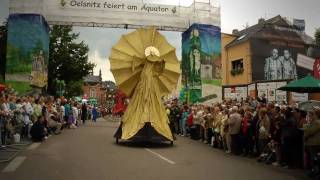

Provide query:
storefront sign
left=292, top=92, right=308, bottom=102
left=313, top=58, right=320, bottom=79
left=297, top=53, right=315, bottom=71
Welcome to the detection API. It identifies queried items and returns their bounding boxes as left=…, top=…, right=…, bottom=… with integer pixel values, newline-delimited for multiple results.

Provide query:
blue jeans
left=179, top=119, right=186, bottom=135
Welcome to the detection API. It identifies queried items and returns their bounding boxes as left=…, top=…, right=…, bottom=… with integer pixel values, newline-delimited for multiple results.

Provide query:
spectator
left=48, top=112, right=62, bottom=134
left=227, top=106, right=242, bottom=155
left=304, top=107, right=320, bottom=171
left=30, top=115, right=47, bottom=142
left=81, top=103, right=88, bottom=124
left=240, top=110, right=253, bottom=156
left=257, top=108, right=270, bottom=159
left=92, top=105, right=98, bottom=123
left=281, top=107, right=298, bottom=168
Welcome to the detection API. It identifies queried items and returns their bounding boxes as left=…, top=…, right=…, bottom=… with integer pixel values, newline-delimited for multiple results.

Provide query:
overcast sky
left=1, top=0, right=319, bottom=81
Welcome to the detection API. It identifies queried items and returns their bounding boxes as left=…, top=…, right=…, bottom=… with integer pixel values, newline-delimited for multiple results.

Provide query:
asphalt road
left=0, top=119, right=307, bottom=180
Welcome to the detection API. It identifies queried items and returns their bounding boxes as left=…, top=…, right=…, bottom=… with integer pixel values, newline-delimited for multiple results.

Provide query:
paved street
left=0, top=118, right=306, bottom=180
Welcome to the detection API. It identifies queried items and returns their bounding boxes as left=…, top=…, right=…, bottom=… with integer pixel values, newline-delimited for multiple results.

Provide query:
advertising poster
left=257, top=81, right=287, bottom=102
left=250, top=26, right=311, bottom=81
left=247, top=83, right=256, bottom=98
left=235, top=86, right=248, bottom=101
left=181, top=23, right=221, bottom=103
left=224, top=86, right=247, bottom=101
left=6, top=14, right=49, bottom=93
left=275, top=81, right=287, bottom=102
left=224, top=88, right=235, bottom=100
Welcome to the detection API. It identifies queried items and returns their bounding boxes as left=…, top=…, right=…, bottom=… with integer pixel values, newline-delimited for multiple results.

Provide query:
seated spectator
left=30, top=115, right=47, bottom=142
left=48, top=112, right=62, bottom=134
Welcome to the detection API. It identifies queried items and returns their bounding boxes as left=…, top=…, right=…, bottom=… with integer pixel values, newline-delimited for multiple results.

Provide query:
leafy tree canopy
left=48, top=25, right=95, bottom=97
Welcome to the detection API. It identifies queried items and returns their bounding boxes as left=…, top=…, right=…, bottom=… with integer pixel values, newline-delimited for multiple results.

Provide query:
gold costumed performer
left=110, top=27, right=181, bottom=143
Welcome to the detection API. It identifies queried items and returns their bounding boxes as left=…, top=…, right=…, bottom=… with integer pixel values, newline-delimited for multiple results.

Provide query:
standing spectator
left=304, top=107, right=320, bottom=173
left=92, top=105, right=98, bottom=123
left=228, top=106, right=242, bottom=155
left=64, top=100, right=71, bottom=125
left=281, top=107, right=298, bottom=168
left=72, top=103, right=79, bottom=126
left=240, top=111, right=253, bottom=156
left=220, top=108, right=230, bottom=152
left=180, top=106, right=188, bottom=136
left=257, top=108, right=271, bottom=158
left=171, top=103, right=181, bottom=134
left=212, top=106, right=222, bottom=148
left=81, top=103, right=88, bottom=124
left=270, top=106, right=283, bottom=166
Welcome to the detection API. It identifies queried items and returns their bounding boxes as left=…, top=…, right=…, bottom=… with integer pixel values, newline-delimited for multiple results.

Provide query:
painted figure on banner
left=264, top=49, right=282, bottom=80
left=280, top=50, right=297, bottom=80
left=189, top=28, right=202, bottom=86
left=31, top=50, right=48, bottom=88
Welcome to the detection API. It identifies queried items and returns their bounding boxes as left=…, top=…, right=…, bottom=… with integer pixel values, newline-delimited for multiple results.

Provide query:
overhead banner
left=181, top=23, right=221, bottom=103
left=250, top=26, right=311, bottom=81
left=6, top=14, right=49, bottom=93
left=9, top=0, right=220, bottom=31
left=63, top=0, right=179, bottom=15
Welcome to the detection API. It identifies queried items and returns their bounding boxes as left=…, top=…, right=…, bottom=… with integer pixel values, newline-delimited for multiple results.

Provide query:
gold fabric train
left=110, top=27, right=181, bottom=141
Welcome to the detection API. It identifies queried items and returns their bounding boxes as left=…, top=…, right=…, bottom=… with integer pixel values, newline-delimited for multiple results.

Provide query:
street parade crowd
left=0, top=87, right=101, bottom=147
left=165, top=96, right=320, bottom=176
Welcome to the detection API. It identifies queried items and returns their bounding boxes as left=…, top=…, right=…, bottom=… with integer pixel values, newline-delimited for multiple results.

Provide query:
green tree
left=48, top=25, right=95, bottom=97
left=315, top=28, right=320, bottom=47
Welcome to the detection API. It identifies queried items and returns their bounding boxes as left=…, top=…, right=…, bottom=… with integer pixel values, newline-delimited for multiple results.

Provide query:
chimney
left=258, top=18, right=265, bottom=24
left=232, top=29, right=239, bottom=35
left=99, top=69, right=102, bottom=81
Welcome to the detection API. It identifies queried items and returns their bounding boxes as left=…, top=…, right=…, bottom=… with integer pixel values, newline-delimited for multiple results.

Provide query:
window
left=232, top=59, right=243, bottom=70
left=231, top=59, right=244, bottom=76
left=89, top=88, right=96, bottom=98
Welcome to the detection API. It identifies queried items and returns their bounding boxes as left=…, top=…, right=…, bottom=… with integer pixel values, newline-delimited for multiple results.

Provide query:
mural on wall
left=181, top=23, right=221, bottom=103
left=6, top=14, right=49, bottom=93
left=250, top=26, right=311, bottom=81
left=264, top=48, right=297, bottom=80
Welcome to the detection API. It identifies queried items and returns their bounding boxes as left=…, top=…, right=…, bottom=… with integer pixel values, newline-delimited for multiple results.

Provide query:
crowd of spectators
left=166, top=96, right=320, bottom=174
left=0, top=88, right=101, bottom=147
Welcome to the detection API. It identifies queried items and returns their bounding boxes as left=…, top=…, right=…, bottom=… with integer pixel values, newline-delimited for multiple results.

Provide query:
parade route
left=0, top=119, right=306, bottom=180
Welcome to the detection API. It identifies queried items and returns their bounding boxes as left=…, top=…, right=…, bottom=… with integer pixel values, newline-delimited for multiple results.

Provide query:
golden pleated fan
left=110, top=27, right=181, bottom=142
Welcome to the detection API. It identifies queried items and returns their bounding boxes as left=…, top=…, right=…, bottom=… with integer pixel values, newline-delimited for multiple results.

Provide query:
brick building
left=82, top=70, right=116, bottom=106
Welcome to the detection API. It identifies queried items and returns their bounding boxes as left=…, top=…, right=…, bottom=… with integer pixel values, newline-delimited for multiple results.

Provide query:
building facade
left=82, top=70, right=116, bottom=106
left=222, top=15, right=316, bottom=102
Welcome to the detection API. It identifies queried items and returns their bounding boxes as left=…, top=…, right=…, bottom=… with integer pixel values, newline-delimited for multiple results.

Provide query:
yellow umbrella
left=110, top=27, right=180, bottom=141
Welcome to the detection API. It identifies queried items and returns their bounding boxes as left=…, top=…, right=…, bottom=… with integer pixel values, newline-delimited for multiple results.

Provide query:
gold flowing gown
left=121, top=60, right=173, bottom=141
left=110, top=27, right=180, bottom=142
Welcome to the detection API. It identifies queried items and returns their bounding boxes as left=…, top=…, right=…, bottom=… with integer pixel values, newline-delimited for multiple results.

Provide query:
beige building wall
left=221, top=33, right=236, bottom=85
left=222, top=33, right=252, bottom=86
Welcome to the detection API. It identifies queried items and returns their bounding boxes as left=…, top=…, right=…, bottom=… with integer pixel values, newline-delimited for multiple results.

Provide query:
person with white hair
left=227, top=105, right=242, bottom=155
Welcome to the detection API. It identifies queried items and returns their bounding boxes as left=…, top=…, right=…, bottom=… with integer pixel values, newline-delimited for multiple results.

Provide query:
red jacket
left=187, top=114, right=193, bottom=127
